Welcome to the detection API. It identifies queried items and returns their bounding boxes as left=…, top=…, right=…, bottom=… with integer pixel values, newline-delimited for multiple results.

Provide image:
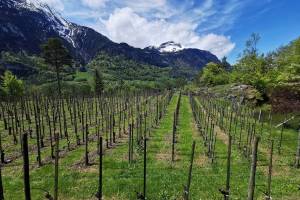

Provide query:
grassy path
left=193, top=96, right=300, bottom=199
left=142, top=94, right=256, bottom=199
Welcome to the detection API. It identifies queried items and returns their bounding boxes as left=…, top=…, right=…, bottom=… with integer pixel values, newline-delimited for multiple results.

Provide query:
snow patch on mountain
left=11, top=0, right=77, bottom=47
left=157, top=41, right=184, bottom=53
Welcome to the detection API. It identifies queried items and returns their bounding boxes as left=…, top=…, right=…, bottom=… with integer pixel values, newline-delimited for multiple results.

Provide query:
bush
left=63, top=74, right=75, bottom=81
left=38, top=81, right=92, bottom=96
left=0, top=70, right=24, bottom=97
left=200, top=62, right=230, bottom=86
left=74, top=77, right=87, bottom=82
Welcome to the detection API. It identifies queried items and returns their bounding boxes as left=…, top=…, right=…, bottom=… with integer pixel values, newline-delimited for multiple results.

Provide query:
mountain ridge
left=0, top=0, right=220, bottom=73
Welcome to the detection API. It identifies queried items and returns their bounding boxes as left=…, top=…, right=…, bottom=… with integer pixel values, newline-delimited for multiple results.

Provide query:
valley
left=0, top=0, right=299, bottom=200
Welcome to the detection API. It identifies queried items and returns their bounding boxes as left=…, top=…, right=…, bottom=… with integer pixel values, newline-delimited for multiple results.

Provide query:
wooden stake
left=225, top=135, right=232, bottom=200
left=128, top=124, right=132, bottom=163
left=96, top=137, right=103, bottom=200
left=183, top=141, right=196, bottom=200
left=247, top=136, right=260, bottom=200
left=54, top=133, right=59, bottom=200
left=0, top=130, right=4, bottom=164
left=85, top=124, right=89, bottom=166
left=143, top=138, right=147, bottom=199
left=172, top=112, right=176, bottom=162
left=295, top=128, right=300, bottom=168
left=36, top=124, right=42, bottom=167
left=0, top=162, right=3, bottom=200
left=278, top=122, right=284, bottom=155
left=22, top=133, right=31, bottom=200
left=265, top=140, right=273, bottom=200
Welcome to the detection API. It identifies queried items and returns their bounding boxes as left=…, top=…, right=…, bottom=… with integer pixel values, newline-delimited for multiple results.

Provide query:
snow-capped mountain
left=0, top=0, right=219, bottom=73
left=157, top=41, right=184, bottom=53
left=0, top=0, right=113, bottom=63
left=25, top=0, right=76, bottom=47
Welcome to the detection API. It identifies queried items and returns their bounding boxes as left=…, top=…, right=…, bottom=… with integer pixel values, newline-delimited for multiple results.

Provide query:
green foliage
left=39, top=81, right=91, bottom=96
left=220, top=56, right=231, bottom=71
left=41, top=38, right=72, bottom=70
left=1, top=51, right=48, bottom=71
left=41, top=38, right=72, bottom=94
left=231, top=33, right=269, bottom=91
left=62, top=74, right=75, bottom=81
left=0, top=50, right=180, bottom=92
left=243, top=33, right=261, bottom=56
left=232, top=54, right=268, bottom=91
left=88, top=53, right=177, bottom=90
left=94, top=69, right=104, bottom=94
left=74, top=77, right=87, bottom=82
left=200, top=34, right=300, bottom=96
left=89, top=53, right=172, bottom=81
left=174, top=77, right=187, bottom=88
left=198, top=62, right=230, bottom=86
left=0, top=70, right=24, bottom=97
left=239, top=34, right=300, bottom=88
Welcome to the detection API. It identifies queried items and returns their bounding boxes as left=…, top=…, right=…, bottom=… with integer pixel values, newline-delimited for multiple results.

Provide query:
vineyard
left=0, top=92, right=299, bottom=199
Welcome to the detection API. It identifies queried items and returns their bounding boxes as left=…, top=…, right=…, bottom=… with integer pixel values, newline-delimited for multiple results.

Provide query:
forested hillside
left=0, top=49, right=184, bottom=95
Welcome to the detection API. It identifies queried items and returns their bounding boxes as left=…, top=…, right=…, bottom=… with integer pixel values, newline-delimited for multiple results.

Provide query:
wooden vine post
left=247, top=136, right=260, bottom=200
left=295, top=128, right=300, bottom=168
left=0, top=130, right=4, bottom=164
left=278, top=122, right=284, bottom=154
left=265, top=140, right=274, bottom=200
left=225, top=135, right=232, bottom=200
left=22, top=133, right=31, bottom=200
left=128, top=124, right=132, bottom=163
left=85, top=124, right=89, bottom=166
left=172, top=112, right=176, bottom=162
left=143, top=138, right=148, bottom=200
left=0, top=162, right=3, bottom=200
left=54, top=132, right=59, bottom=200
left=96, top=137, right=103, bottom=200
left=36, top=124, right=42, bottom=167
left=183, top=141, right=196, bottom=200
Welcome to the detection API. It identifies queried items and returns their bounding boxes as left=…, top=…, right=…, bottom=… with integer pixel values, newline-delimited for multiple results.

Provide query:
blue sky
left=33, top=0, right=300, bottom=63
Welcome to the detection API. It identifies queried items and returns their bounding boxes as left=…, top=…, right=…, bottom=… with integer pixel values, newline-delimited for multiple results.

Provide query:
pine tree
left=41, top=38, right=72, bottom=95
left=221, top=56, right=232, bottom=71
left=94, top=69, right=104, bottom=94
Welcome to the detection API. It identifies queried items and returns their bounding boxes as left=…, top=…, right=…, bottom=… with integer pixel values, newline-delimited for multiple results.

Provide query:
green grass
left=193, top=95, right=300, bottom=199
left=1, top=94, right=300, bottom=199
left=73, top=71, right=94, bottom=84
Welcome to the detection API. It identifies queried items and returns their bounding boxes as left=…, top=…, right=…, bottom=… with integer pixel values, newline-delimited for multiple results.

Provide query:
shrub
left=74, top=77, right=87, bottom=82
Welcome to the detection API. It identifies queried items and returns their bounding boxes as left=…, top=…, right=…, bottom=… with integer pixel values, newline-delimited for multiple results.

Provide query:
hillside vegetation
left=0, top=51, right=185, bottom=94
left=194, top=34, right=300, bottom=113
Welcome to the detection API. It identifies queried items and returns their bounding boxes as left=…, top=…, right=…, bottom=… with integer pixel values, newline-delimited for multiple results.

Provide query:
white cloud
left=123, top=0, right=167, bottom=12
left=81, top=0, right=108, bottom=9
left=28, top=0, right=242, bottom=58
left=100, top=7, right=235, bottom=58
left=191, top=34, right=235, bottom=58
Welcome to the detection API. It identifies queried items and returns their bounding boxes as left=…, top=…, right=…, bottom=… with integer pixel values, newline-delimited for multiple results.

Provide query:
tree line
left=195, top=33, right=300, bottom=95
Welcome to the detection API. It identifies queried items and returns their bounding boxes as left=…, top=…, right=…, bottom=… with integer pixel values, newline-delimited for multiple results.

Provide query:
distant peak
left=157, top=41, right=183, bottom=53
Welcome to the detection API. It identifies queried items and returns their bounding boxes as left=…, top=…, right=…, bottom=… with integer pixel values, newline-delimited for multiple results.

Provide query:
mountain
left=0, top=0, right=114, bottom=63
left=0, top=0, right=219, bottom=74
left=148, top=41, right=184, bottom=53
